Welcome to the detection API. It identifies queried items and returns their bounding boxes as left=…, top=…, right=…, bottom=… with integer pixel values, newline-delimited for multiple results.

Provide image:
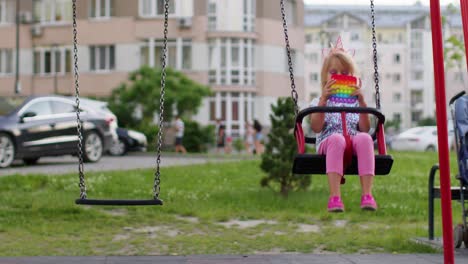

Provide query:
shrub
left=183, top=120, right=215, bottom=153
left=260, top=97, right=311, bottom=197
left=233, top=138, right=245, bottom=152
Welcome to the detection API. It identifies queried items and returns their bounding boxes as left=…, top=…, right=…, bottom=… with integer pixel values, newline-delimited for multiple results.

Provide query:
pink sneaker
left=361, top=194, right=378, bottom=211
left=327, top=196, right=344, bottom=212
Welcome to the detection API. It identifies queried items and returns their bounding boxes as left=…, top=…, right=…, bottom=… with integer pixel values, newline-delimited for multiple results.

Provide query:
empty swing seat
left=293, top=106, right=393, bottom=175
left=75, top=198, right=163, bottom=206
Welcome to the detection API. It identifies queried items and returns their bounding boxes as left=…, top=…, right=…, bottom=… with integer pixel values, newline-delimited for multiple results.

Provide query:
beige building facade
left=0, top=0, right=305, bottom=137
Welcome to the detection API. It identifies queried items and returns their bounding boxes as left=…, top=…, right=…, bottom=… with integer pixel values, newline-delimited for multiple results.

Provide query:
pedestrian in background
left=244, top=121, right=255, bottom=154
left=215, top=119, right=226, bottom=153
left=174, top=116, right=187, bottom=154
left=253, top=119, right=264, bottom=155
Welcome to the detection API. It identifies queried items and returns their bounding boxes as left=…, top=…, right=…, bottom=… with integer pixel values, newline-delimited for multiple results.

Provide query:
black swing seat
left=293, top=154, right=393, bottom=175
left=75, top=198, right=163, bottom=206
left=293, top=106, right=393, bottom=175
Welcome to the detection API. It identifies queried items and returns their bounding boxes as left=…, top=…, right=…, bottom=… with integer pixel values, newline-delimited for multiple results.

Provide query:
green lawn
left=0, top=151, right=464, bottom=256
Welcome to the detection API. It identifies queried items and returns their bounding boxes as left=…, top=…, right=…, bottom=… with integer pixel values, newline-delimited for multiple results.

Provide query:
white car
left=108, top=127, right=148, bottom=156
left=391, top=126, right=454, bottom=152
left=69, top=97, right=119, bottom=142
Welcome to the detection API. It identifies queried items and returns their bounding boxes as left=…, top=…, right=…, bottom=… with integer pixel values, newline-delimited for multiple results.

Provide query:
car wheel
left=83, top=131, right=103, bottom=163
left=23, top=157, right=40, bottom=165
left=108, top=138, right=127, bottom=156
left=426, top=145, right=436, bottom=152
left=0, top=133, right=15, bottom=168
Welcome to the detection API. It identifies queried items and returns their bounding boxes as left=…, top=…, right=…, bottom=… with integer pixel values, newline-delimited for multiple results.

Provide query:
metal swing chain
left=153, top=0, right=170, bottom=200
left=72, top=0, right=86, bottom=199
left=280, top=0, right=299, bottom=115
left=370, top=0, right=381, bottom=110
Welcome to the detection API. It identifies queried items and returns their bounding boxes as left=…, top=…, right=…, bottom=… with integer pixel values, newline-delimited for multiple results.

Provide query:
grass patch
left=0, top=151, right=463, bottom=256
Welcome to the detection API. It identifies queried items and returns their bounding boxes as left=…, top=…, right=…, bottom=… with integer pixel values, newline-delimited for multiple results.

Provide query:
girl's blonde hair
left=320, top=51, right=358, bottom=89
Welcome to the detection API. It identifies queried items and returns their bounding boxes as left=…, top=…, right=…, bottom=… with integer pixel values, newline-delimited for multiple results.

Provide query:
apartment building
left=304, top=4, right=465, bottom=130
left=0, top=0, right=305, bottom=137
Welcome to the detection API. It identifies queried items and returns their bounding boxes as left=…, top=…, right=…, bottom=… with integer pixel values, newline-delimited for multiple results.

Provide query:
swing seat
left=75, top=198, right=163, bottom=206
left=293, top=106, right=393, bottom=175
left=293, top=154, right=393, bottom=175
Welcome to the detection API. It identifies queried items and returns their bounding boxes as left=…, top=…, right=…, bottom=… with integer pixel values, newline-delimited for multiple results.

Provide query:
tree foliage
left=418, top=117, right=437, bottom=126
left=107, top=66, right=212, bottom=128
left=260, top=97, right=311, bottom=197
left=443, top=5, right=465, bottom=72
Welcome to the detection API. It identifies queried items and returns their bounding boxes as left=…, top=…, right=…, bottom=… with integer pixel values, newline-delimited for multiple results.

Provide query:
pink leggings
left=318, top=133, right=375, bottom=176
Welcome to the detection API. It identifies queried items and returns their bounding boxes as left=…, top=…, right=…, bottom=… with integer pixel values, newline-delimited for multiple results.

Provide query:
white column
left=51, top=47, right=56, bottom=74
left=239, top=40, right=245, bottom=85
left=248, top=40, right=253, bottom=85
left=247, top=92, right=252, bottom=123
left=239, top=92, right=245, bottom=136
left=0, top=50, right=4, bottom=73
left=41, top=49, right=45, bottom=74
left=226, top=92, right=232, bottom=136
left=215, top=92, right=221, bottom=119
left=216, top=38, right=221, bottom=84
left=106, top=46, right=110, bottom=70
left=149, top=38, right=155, bottom=67
left=176, top=38, right=182, bottom=70
left=175, top=0, right=181, bottom=17
left=226, top=39, right=231, bottom=85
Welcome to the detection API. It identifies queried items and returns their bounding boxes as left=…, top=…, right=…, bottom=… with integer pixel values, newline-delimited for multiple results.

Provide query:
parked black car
left=0, top=95, right=114, bottom=168
left=108, top=127, right=147, bottom=156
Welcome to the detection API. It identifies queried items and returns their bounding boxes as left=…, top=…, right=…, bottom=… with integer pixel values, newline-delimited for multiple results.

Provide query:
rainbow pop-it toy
left=329, top=74, right=358, bottom=104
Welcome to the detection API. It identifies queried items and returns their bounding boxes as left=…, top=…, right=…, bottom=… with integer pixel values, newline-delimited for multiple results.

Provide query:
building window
left=33, top=46, right=71, bottom=75
left=89, top=0, right=114, bottom=19
left=242, top=0, right=255, bottom=32
left=33, top=0, right=72, bottom=24
left=208, top=0, right=255, bottom=32
left=140, top=38, right=192, bottom=70
left=208, top=38, right=255, bottom=86
left=392, top=73, right=401, bottom=84
left=411, top=111, right=422, bottom=123
left=410, top=90, right=423, bottom=105
left=89, top=45, right=115, bottom=72
left=207, top=0, right=216, bottom=31
left=393, top=92, right=401, bottom=103
left=305, top=34, right=313, bottom=43
left=350, top=32, right=360, bottom=41
left=0, top=49, right=13, bottom=75
left=393, top=54, right=400, bottom=64
left=0, top=0, right=12, bottom=24
left=181, top=39, right=192, bottom=70
left=411, top=71, right=423, bottom=81
left=309, top=73, right=318, bottom=82
left=410, top=52, right=422, bottom=63
left=285, top=0, right=297, bottom=26
left=393, top=113, right=401, bottom=122
left=308, top=53, right=318, bottom=63
left=454, top=72, right=464, bottom=82
left=139, top=0, right=175, bottom=18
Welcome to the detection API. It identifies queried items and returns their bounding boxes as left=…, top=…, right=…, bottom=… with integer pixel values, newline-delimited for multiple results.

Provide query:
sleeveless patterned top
left=309, top=97, right=360, bottom=151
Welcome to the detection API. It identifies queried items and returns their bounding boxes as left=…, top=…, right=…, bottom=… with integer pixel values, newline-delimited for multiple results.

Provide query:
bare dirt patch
left=217, top=219, right=277, bottom=229
left=296, top=223, right=320, bottom=233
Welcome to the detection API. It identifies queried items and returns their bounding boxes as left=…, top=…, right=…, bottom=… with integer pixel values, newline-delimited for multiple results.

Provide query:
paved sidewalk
left=1, top=253, right=468, bottom=264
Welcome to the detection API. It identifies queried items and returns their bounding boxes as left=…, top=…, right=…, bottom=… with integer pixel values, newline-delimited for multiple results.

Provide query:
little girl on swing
left=309, top=38, right=377, bottom=213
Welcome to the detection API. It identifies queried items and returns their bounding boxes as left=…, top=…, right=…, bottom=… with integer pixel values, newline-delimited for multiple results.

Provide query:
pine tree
left=260, top=97, right=311, bottom=197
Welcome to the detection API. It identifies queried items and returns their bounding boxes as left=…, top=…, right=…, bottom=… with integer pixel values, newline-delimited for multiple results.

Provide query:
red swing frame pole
left=429, top=1, right=454, bottom=263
